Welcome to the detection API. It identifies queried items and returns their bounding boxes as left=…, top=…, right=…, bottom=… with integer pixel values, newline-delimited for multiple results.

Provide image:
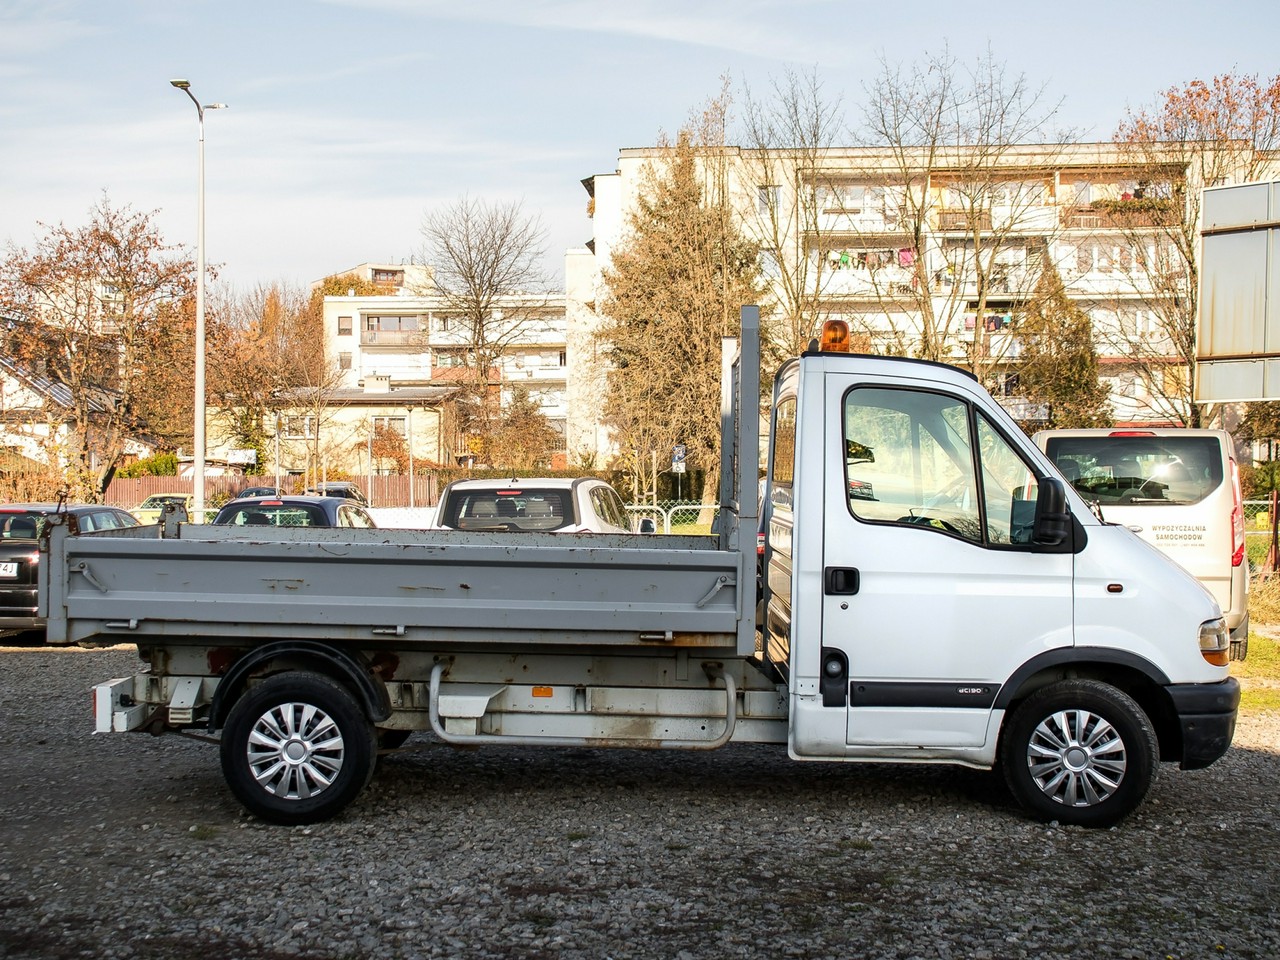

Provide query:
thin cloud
left=314, top=0, right=845, bottom=62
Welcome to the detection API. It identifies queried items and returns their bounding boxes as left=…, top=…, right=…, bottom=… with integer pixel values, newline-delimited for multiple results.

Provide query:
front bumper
left=1166, top=678, right=1241, bottom=770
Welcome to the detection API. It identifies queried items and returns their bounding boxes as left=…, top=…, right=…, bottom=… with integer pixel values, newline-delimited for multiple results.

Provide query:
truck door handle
left=825, top=567, right=859, bottom=595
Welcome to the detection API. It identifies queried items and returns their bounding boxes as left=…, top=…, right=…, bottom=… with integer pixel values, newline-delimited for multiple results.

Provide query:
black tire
left=1229, top=615, right=1249, bottom=662
left=220, top=672, right=377, bottom=825
left=1230, top=636, right=1249, bottom=661
left=1000, top=679, right=1158, bottom=828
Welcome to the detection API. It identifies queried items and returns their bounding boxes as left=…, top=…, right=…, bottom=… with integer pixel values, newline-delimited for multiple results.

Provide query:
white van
left=1033, top=428, right=1248, bottom=659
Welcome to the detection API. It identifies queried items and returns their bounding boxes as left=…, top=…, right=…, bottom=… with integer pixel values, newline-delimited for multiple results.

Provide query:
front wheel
left=220, top=672, right=377, bottom=825
left=1001, top=679, right=1158, bottom=828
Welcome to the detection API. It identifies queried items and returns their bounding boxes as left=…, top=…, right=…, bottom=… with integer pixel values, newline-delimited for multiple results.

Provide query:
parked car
left=303, top=482, right=369, bottom=506
left=212, top=495, right=377, bottom=529
left=131, top=493, right=195, bottom=524
left=1034, top=427, right=1249, bottom=659
left=1, top=503, right=140, bottom=638
left=434, top=478, right=649, bottom=533
left=237, top=486, right=282, bottom=499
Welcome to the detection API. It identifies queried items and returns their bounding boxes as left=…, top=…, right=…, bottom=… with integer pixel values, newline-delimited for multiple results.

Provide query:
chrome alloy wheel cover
left=1026, top=708, right=1127, bottom=807
left=247, top=702, right=345, bottom=799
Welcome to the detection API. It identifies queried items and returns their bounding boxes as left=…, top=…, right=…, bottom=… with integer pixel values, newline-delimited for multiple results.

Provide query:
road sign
left=1197, top=180, right=1280, bottom=401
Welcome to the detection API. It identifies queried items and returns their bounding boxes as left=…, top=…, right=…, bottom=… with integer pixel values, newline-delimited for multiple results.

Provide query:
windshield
left=1044, top=435, right=1224, bottom=506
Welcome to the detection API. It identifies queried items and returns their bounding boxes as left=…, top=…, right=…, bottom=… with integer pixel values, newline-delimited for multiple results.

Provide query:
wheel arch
left=995, top=649, right=1181, bottom=763
left=208, top=640, right=392, bottom=731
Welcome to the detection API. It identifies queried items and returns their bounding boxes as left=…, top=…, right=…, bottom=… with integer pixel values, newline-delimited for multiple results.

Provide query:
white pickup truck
left=40, top=307, right=1239, bottom=827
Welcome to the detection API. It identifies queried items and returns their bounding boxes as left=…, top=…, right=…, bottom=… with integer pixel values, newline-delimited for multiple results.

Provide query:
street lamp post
left=170, top=79, right=226, bottom=521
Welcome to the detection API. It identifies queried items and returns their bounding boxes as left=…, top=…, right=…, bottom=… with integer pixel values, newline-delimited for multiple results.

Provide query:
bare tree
left=0, top=197, right=195, bottom=500
left=418, top=197, right=554, bottom=457
left=1109, top=73, right=1280, bottom=426
left=855, top=45, right=1074, bottom=380
left=738, top=67, right=849, bottom=359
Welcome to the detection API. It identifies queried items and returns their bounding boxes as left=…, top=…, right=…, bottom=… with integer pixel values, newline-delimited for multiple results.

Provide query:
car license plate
left=0, top=562, right=17, bottom=578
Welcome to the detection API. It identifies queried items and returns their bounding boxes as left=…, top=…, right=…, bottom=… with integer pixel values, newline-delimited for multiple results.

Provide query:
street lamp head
left=206, top=103, right=229, bottom=111
left=170, top=78, right=191, bottom=89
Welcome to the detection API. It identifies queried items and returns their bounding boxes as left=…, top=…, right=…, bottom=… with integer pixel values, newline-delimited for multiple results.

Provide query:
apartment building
left=318, top=264, right=569, bottom=469
left=565, top=141, right=1267, bottom=465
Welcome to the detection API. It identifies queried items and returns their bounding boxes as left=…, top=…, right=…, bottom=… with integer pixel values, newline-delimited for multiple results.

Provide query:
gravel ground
left=0, top=644, right=1277, bottom=960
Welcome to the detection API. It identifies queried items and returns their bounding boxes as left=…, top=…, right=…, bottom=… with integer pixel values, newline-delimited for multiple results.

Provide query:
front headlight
left=1199, top=617, right=1230, bottom=667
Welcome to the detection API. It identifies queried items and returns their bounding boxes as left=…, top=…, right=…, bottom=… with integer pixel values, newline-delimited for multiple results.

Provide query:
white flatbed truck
left=40, top=307, right=1239, bottom=827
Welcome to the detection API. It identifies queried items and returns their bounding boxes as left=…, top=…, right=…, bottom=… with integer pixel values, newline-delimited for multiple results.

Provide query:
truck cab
left=759, top=321, right=1239, bottom=825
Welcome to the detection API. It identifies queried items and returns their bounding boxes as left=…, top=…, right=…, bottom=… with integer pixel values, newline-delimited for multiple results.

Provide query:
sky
left=2, top=0, right=1277, bottom=294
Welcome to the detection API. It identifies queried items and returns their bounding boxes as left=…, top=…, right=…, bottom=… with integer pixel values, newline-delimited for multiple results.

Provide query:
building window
left=760, top=248, right=781, bottom=279
left=817, top=184, right=864, bottom=214
left=994, top=372, right=1021, bottom=396
left=365, top=315, right=419, bottom=332
left=339, top=352, right=352, bottom=371
left=558, top=350, right=567, bottom=366
left=283, top=416, right=316, bottom=440
left=371, top=269, right=404, bottom=285
left=338, top=316, right=352, bottom=336
left=758, top=185, right=780, bottom=216
left=372, top=415, right=407, bottom=437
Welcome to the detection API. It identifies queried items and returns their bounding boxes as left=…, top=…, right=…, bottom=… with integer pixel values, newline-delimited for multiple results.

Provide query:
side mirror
left=1032, top=477, right=1071, bottom=547
left=638, top=518, right=657, bottom=535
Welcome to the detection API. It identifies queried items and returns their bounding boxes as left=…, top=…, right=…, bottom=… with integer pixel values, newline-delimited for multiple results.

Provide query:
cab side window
left=843, top=387, right=1037, bottom=546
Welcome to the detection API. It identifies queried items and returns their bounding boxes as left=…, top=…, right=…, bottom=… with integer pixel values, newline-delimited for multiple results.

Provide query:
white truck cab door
left=791, top=375, right=1074, bottom=757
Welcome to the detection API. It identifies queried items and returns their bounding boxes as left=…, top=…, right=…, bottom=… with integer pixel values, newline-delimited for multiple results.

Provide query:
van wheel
left=1229, top=616, right=1249, bottom=662
left=1001, top=680, right=1157, bottom=828
left=220, top=672, right=377, bottom=825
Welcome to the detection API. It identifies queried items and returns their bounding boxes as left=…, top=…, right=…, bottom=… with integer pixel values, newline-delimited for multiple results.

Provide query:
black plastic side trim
left=848, top=681, right=999, bottom=709
left=992, top=647, right=1171, bottom=710
left=207, top=640, right=392, bottom=729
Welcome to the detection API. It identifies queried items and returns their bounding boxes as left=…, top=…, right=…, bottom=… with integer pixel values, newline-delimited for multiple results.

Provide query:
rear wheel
left=220, top=672, right=377, bottom=824
left=1229, top=615, right=1249, bottom=662
left=1001, top=679, right=1157, bottom=828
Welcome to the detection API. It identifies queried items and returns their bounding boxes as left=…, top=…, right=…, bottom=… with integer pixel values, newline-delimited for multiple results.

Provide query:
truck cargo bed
left=41, top=524, right=748, bottom=652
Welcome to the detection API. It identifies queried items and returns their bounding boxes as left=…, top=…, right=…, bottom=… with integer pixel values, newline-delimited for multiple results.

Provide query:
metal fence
left=1247, top=499, right=1277, bottom=535
left=625, top=500, right=721, bottom=535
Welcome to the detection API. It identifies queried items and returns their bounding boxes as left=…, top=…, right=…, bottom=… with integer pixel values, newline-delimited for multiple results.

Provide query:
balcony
left=361, top=329, right=422, bottom=346
left=1062, top=201, right=1173, bottom=230
left=936, top=209, right=992, bottom=232
left=936, top=206, right=1058, bottom=233
left=815, top=209, right=901, bottom=233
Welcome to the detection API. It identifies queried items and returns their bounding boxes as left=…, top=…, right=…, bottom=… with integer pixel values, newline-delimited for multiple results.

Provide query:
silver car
left=434, top=478, right=645, bottom=533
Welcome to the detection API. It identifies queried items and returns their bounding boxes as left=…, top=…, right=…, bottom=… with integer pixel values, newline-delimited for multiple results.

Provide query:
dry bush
left=1249, top=572, right=1280, bottom=626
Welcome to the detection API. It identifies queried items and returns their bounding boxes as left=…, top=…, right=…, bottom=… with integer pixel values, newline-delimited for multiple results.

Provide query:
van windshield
left=1044, top=436, right=1224, bottom=506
